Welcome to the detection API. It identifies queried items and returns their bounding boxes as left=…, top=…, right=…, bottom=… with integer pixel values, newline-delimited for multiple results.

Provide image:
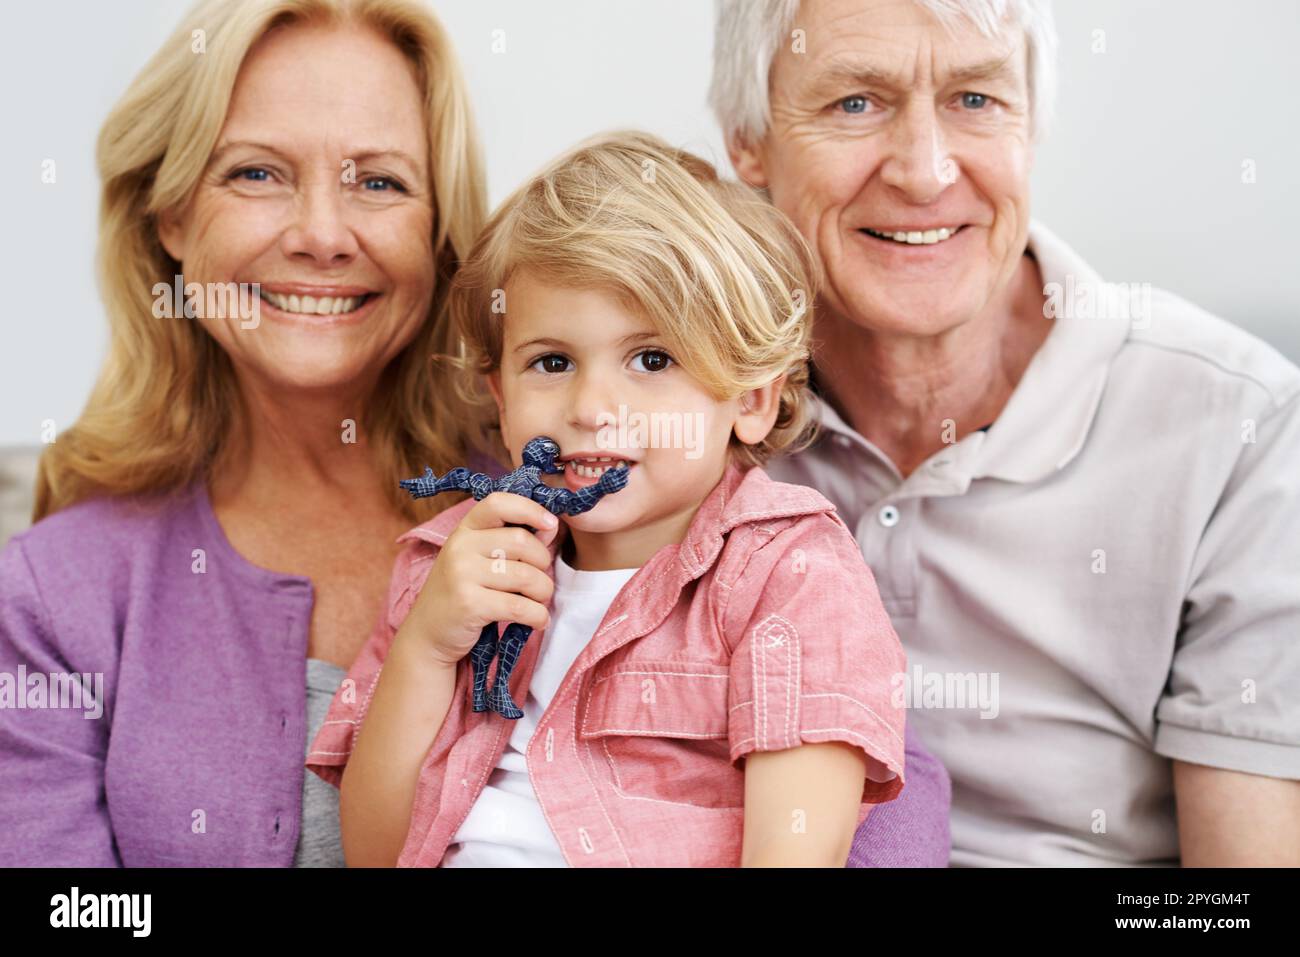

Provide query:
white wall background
left=1, top=0, right=1296, bottom=446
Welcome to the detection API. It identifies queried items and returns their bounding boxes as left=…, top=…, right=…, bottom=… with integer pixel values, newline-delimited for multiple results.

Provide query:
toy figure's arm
left=531, top=465, right=628, bottom=516
left=399, top=466, right=493, bottom=501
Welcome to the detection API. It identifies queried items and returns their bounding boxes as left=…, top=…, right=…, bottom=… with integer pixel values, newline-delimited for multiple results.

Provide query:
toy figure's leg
left=486, top=622, right=533, bottom=719
left=468, top=623, right=499, bottom=712
left=534, top=464, right=628, bottom=516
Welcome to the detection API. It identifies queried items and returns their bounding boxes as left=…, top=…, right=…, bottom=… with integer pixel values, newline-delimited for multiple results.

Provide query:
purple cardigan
left=0, top=481, right=950, bottom=866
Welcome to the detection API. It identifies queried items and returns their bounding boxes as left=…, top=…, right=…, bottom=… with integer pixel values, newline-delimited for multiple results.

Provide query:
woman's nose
left=280, top=176, right=360, bottom=266
left=878, top=101, right=953, bottom=205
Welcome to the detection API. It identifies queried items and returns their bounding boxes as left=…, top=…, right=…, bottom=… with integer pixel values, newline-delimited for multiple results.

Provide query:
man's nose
left=878, top=100, right=953, bottom=205
left=280, top=175, right=360, bottom=266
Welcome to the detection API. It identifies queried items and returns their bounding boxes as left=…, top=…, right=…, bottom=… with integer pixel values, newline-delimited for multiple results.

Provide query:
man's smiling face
left=731, top=0, right=1035, bottom=338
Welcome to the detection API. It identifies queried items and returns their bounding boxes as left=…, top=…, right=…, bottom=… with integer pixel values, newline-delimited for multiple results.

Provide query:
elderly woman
left=714, top=0, right=1300, bottom=865
left=0, top=0, right=486, bottom=866
left=0, top=0, right=950, bottom=867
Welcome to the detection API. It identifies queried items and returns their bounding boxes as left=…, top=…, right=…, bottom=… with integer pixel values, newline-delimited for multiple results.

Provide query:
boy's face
left=487, top=270, right=742, bottom=562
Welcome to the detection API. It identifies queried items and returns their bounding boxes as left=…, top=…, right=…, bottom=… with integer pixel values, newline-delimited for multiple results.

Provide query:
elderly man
left=712, top=0, right=1300, bottom=866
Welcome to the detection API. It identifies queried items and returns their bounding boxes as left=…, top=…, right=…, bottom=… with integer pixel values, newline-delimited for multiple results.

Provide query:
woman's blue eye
left=632, top=349, right=672, bottom=373
left=961, top=92, right=990, bottom=110
left=227, top=168, right=406, bottom=192
left=531, top=354, right=571, bottom=374
left=840, top=95, right=869, bottom=114
left=363, top=176, right=406, bottom=192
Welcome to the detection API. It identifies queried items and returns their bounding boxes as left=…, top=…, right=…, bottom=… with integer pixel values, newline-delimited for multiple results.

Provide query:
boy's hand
left=403, top=493, right=560, bottom=667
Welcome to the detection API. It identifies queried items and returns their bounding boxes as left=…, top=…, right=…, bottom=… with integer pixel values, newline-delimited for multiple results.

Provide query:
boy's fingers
left=534, top=518, right=560, bottom=550
left=475, top=527, right=553, bottom=571
left=462, top=492, right=560, bottom=534
left=483, top=591, right=550, bottom=633
left=479, top=559, right=554, bottom=606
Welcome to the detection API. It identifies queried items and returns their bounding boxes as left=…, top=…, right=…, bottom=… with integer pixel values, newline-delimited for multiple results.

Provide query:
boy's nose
left=565, top=375, right=619, bottom=433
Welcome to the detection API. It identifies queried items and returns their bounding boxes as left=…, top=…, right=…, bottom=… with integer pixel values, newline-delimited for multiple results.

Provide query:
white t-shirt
left=440, top=552, right=640, bottom=867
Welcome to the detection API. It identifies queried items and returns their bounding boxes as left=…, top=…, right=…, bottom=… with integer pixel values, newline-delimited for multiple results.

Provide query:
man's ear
left=157, top=207, right=186, bottom=264
left=733, top=373, right=787, bottom=447
left=726, top=132, right=770, bottom=190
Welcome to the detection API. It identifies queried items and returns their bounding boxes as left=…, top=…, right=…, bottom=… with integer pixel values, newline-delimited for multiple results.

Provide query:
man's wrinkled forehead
left=780, top=0, right=1026, bottom=97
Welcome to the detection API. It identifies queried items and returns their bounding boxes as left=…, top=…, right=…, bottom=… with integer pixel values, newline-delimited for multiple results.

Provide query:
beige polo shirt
left=766, top=220, right=1300, bottom=867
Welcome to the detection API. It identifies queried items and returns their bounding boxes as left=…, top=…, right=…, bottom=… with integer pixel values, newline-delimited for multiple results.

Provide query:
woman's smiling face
left=157, top=21, right=436, bottom=398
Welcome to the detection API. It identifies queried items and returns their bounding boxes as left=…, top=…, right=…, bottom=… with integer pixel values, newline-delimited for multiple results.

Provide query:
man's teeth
left=863, top=226, right=962, bottom=245
left=566, top=458, right=630, bottom=478
left=259, top=291, right=369, bottom=314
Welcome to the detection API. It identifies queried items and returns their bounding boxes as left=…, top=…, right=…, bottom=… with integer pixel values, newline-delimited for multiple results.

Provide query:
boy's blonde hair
left=449, top=129, right=822, bottom=468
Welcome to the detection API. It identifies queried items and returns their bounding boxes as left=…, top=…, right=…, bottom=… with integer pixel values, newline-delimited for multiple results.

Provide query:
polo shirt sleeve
left=1154, top=390, right=1300, bottom=778
left=0, top=538, right=120, bottom=866
left=306, top=539, right=436, bottom=787
left=722, top=511, right=907, bottom=803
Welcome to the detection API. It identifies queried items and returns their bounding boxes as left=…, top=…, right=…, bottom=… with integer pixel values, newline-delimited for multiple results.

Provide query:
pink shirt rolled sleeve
left=723, top=511, right=907, bottom=803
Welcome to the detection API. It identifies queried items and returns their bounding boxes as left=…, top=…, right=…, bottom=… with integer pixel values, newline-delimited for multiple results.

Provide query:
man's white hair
left=709, top=0, right=1058, bottom=145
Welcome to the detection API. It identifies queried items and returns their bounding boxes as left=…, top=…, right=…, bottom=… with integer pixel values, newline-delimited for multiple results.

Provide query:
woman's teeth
left=863, top=226, right=963, bottom=245
left=566, top=458, right=630, bottom=478
left=260, top=291, right=370, bottom=314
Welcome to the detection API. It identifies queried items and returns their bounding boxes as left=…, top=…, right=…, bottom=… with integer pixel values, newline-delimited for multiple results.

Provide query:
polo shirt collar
left=808, top=219, right=1132, bottom=485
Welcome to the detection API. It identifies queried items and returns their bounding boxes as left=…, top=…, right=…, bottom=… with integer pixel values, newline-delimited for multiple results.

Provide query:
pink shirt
left=307, top=462, right=907, bottom=866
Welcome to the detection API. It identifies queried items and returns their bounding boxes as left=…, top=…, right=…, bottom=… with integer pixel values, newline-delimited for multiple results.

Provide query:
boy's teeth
left=260, top=291, right=368, bottom=314
left=567, top=458, right=629, bottom=478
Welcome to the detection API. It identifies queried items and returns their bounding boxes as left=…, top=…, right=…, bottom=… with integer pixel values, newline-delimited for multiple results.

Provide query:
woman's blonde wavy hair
left=449, top=129, right=822, bottom=470
left=34, top=0, right=487, bottom=523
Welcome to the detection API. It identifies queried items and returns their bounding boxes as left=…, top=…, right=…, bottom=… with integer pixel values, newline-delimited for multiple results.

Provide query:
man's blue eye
left=961, top=92, right=990, bottom=110
left=840, top=95, right=869, bottom=114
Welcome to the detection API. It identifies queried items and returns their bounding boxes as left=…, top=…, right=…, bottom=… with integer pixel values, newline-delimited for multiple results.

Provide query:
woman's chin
left=228, top=347, right=380, bottom=396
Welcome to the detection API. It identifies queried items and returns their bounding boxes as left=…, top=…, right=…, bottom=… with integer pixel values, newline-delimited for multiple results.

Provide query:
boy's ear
left=726, top=132, right=769, bottom=190
left=733, top=373, right=787, bottom=447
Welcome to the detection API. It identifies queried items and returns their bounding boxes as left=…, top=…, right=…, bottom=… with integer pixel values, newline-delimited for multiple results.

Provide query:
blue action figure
left=399, top=436, right=629, bottom=719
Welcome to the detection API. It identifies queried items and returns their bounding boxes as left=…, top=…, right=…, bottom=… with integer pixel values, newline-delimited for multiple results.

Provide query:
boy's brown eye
left=633, top=349, right=672, bottom=373
left=532, top=354, right=570, bottom=374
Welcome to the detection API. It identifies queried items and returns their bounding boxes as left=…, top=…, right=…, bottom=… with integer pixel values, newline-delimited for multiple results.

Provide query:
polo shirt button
left=878, top=505, right=900, bottom=528
left=834, top=434, right=852, bottom=448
